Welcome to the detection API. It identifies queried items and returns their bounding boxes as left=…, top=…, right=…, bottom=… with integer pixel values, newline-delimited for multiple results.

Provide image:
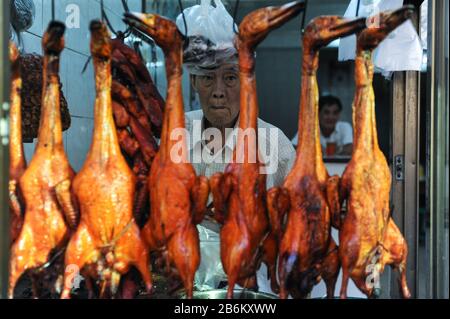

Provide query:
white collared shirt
left=291, top=121, right=353, bottom=154
left=185, top=110, right=296, bottom=194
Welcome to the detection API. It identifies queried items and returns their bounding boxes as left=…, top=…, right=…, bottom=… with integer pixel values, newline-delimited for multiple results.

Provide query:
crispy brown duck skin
left=61, top=21, right=153, bottom=299
left=268, top=16, right=366, bottom=299
left=338, top=7, right=413, bottom=299
left=9, top=42, right=27, bottom=244
left=210, top=2, right=305, bottom=299
left=9, top=22, right=79, bottom=298
left=124, top=12, right=209, bottom=298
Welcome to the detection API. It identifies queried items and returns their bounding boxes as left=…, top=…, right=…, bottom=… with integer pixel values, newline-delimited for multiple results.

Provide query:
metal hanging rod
left=51, top=0, right=55, bottom=21
left=301, top=0, right=308, bottom=35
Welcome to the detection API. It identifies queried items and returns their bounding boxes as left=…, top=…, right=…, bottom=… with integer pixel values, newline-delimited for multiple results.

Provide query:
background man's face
left=319, top=103, right=341, bottom=132
left=192, top=64, right=240, bottom=128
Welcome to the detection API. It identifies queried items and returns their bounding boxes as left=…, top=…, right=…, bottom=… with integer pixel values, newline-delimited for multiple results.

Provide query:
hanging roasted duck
left=209, top=2, right=305, bottom=299
left=124, top=13, right=209, bottom=298
left=337, top=7, right=413, bottom=299
left=267, top=16, right=367, bottom=299
left=9, top=22, right=78, bottom=298
left=60, top=21, right=153, bottom=299
left=9, top=42, right=26, bottom=244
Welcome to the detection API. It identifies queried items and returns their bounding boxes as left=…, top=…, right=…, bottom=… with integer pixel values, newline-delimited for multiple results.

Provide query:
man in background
left=292, top=95, right=353, bottom=156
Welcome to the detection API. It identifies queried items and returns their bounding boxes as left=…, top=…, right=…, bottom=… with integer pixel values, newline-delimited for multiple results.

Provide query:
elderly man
left=176, top=1, right=295, bottom=294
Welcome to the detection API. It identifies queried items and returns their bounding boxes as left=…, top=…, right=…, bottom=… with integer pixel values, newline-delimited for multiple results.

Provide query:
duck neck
left=235, top=48, right=259, bottom=164
left=160, top=49, right=186, bottom=162
left=352, top=49, right=379, bottom=156
left=9, top=58, right=26, bottom=175
left=90, top=55, right=121, bottom=161
left=294, top=48, right=325, bottom=177
left=36, top=54, right=64, bottom=152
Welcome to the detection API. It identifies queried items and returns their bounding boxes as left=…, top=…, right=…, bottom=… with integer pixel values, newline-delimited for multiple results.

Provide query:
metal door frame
left=0, top=0, right=11, bottom=299
left=426, top=0, right=449, bottom=299
left=390, top=0, right=422, bottom=299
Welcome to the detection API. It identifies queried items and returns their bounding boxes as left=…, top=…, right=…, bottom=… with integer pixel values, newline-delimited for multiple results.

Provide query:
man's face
left=319, top=103, right=341, bottom=132
left=192, top=63, right=240, bottom=128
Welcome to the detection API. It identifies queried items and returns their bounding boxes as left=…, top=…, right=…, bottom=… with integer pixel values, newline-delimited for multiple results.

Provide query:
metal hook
left=356, top=0, right=361, bottom=17
left=100, top=0, right=133, bottom=39
left=101, top=0, right=106, bottom=22
left=301, top=0, right=308, bottom=35
left=179, top=0, right=188, bottom=38
left=51, top=0, right=55, bottom=21
left=232, top=0, right=240, bottom=35
left=121, top=0, right=130, bottom=13
left=100, top=0, right=117, bottom=35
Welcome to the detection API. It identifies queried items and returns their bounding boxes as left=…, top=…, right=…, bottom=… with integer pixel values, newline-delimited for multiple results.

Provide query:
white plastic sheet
left=194, top=225, right=227, bottom=291
left=338, top=0, right=423, bottom=78
left=176, top=0, right=238, bottom=74
left=420, top=0, right=428, bottom=50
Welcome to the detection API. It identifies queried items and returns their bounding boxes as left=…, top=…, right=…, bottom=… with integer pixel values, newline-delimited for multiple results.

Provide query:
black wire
left=101, top=0, right=106, bottom=22
left=233, top=0, right=240, bottom=35
left=104, top=11, right=118, bottom=36
left=81, top=56, right=92, bottom=74
left=142, top=0, right=146, bottom=13
left=356, top=0, right=361, bottom=17
left=301, top=0, right=308, bottom=35
left=100, top=0, right=118, bottom=36
left=179, top=0, right=188, bottom=37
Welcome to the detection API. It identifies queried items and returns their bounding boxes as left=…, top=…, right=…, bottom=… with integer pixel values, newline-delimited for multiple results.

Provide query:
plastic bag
left=338, top=0, right=423, bottom=79
left=194, top=225, right=227, bottom=291
left=176, top=0, right=238, bottom=74
left=10, top=0, right=35, bottom=33
left=420, top=0, right=428, bottom=51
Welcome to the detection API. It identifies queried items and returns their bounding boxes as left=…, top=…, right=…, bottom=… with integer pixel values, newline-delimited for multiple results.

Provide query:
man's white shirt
left=291, top=121, right=353, bottom=154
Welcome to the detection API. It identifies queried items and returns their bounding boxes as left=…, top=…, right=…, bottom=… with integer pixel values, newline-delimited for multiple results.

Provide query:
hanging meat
left=209, top=2, right=305, bottom=299
left=110, top=36, right=165, bottom=227
left=61, top=21, right=153, bottom=299
left=19, top=52, right=71, bottom=143
left=268, top=16, right=367, bottom=299
left=124, top=12, right=209, bottom=298
left=337, top=7, right=413, bottom=299
left=9, top=21, right=78, bottom=298
left=9, top=42, right=26, bottom=244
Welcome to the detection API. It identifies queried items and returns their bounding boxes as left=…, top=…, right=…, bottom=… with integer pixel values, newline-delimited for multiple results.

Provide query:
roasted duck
left=124, top=13, right=209, bottom=298
left=9, top=42, right=26, bottom=244
left=268, top=16, right=366, bottom=299
left=9, top=22, right=77, bottom=298
left=209, top=2, right=305, bottom=299
left=337, top=7, right=413, bottom=299
left=61, top=21, right=153, bottom=299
